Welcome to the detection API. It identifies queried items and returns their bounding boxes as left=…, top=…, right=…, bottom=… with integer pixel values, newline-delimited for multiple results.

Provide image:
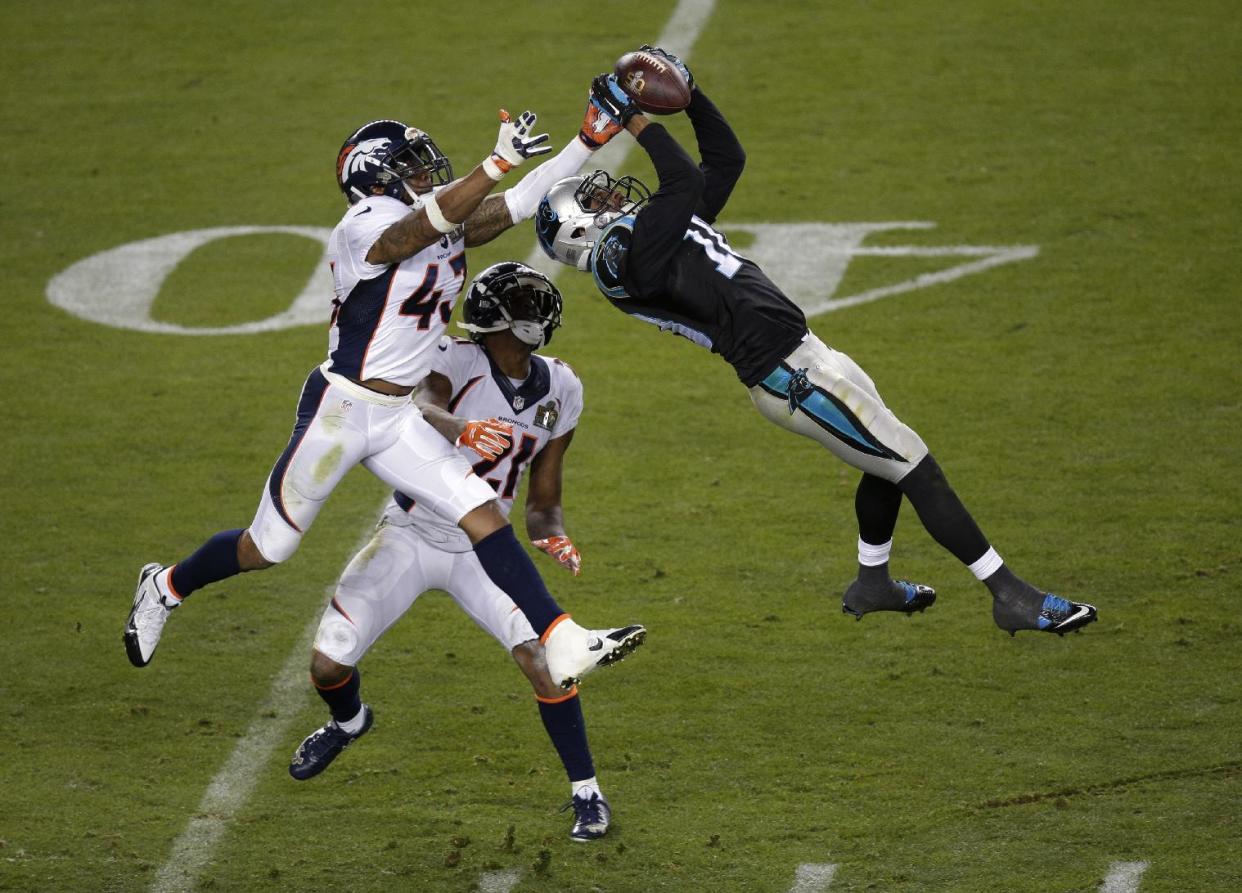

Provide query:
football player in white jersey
left=290, top=262, right=616, bottom=841
left=125, top=96, right=645, bottom=692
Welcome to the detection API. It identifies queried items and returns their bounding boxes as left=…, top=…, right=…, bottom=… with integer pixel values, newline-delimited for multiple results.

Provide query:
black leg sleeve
left=855, top=473, right=903, bottom=545
left=897, top=454, right=991, bottom=566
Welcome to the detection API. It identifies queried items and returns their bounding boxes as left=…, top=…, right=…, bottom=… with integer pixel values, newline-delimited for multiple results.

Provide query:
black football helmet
left=336, top=119, right=453, bottom=205
left=461, top=262, right=563, bottom=348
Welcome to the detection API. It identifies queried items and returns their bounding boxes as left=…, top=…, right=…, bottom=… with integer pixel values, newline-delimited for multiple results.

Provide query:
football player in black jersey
left=537, top=48, right=1096, bottom=637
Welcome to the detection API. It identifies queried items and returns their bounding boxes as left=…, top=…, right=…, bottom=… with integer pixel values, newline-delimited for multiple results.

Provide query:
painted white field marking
left=523, top=0, right=718, bottom=279
left=789, top=862, right=838, bottom=892
left=478, top=869, right=524, bottom=893
left=149, top=3, right=717, bottom=889
left=149, top=514, right=382, bottom=893
left=726, top=221, right=1039, bottom=318
left=1100, top=861, right=1151, bottom=892
left=47, top=226, right=332, bottom=335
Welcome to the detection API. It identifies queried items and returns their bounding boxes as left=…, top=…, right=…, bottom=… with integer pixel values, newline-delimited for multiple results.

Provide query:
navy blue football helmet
left=336, top=119, right=453, bottom=205
left=461, top=261, right=563, bottom=348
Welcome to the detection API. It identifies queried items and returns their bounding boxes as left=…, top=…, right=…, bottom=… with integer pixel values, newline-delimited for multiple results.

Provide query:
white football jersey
left=325, top=191, right=468, bottom=387
left=386, top=337, right=584, bottom=552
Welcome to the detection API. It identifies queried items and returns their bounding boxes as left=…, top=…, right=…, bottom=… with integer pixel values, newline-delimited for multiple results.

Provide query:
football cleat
left=543, top=618, right=646, bottom=689
left=841, top=578, right=936, bottom=620
left=993, top=591, right=1097, bottom=637
left=124, top=563, right=179, bottom=667
left=561, top=792, right=611, bottom=842
left=289, top=706, right=374, bottom=780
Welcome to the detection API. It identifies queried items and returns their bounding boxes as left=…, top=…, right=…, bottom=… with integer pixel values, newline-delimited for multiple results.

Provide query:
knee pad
left=249, top=519, right=300, bottom=564
left=314, top=614, right=362, bottom=665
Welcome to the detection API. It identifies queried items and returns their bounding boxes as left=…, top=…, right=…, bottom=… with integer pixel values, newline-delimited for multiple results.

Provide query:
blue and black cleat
left=289, top=705, right=374, bottom=780
left=993, top=592, right=1097, bottom=637
left=842, top=578, right=937, bottom=619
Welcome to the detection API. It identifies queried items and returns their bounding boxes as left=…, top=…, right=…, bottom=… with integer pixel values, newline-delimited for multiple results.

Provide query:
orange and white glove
left=483, top=109, right=551, bottom=180
left=456, top=418, right=512, bottom=460
left=532, top=535, right=582, bottom=576
left=578, top=76, right=635, bottom=149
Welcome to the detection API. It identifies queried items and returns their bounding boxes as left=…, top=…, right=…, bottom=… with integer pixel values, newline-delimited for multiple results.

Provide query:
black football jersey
left=604, top=92, right=807, bottom=387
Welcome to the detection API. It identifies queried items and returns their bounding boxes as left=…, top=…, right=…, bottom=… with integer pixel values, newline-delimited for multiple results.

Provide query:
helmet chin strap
left=402, top=180, right=425, bottom=204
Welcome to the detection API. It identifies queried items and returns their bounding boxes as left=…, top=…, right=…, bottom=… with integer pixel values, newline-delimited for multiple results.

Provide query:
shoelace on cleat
left=1042, top=594, right=1073, bottom=620
left=561, top=796, right=604, bottom=824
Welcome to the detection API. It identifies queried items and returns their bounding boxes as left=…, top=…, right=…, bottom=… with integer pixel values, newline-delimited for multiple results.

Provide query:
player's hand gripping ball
left=614, top=49, right=692, bottom=115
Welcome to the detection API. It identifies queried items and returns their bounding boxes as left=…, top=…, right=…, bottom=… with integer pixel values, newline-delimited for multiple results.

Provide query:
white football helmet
left=535, top=171, right=650, bottom=270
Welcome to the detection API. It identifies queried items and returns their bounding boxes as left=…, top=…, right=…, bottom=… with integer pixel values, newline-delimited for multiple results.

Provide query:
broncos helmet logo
left=338, top=138, right=391, bottom=186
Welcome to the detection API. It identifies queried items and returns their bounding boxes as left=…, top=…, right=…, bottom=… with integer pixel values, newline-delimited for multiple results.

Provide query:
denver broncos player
left=125, top=98, right=645, bottom=690
left=538, top=48, right=1097, bottom=637
left=291, top=262, right=618, bottom=841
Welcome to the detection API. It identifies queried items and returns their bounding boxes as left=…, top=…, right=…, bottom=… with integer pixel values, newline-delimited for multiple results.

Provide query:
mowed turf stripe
left=150, top=4, right=717, bottom=890
left=148, top=509, right=385, bottom=893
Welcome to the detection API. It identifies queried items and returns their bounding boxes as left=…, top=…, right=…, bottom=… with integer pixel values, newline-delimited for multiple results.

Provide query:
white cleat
left=543, top=617, right=646, bottom=689
left=124, top=563, right=178, bottom=667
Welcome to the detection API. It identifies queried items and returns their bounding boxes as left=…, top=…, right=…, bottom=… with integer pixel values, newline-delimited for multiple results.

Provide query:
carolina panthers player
left=125, top=98, right=645, bottom=688
left=537, top=48, right=1097, bottom=637
left=289, top=262, right=618, bottom=841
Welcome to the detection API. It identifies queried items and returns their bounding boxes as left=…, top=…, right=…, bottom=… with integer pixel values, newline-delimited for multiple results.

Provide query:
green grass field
left=2, top=1, right=1239, bottom=890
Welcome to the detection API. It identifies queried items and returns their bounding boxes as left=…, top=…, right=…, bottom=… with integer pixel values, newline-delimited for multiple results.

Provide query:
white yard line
left=149, top=515, right=380, bottom=893
left=478, top=869, right=524, bottom=893
left=789, top=863, right=839, bottom=892
left=1100, top=861, right=1151, bottom=893
left=149, top=3, right=717, bottom=890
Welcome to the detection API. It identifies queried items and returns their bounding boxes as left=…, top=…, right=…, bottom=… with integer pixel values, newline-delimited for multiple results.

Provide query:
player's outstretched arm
left=368, top=109, right=551, bottom=264
left=526, top=431, right=581, bottom=576
left=467, top=80, right=641, bottom=248
left=414, top=371, right=513, bottom=460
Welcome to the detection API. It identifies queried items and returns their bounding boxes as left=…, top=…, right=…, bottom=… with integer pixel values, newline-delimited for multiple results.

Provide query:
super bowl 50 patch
left=534, top=400, right=560, bottom=432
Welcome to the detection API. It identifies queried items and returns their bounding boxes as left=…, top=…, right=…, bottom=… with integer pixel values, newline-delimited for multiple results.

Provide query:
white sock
left=858, top=537, right=893, bottom=567
left=968, top=547, right=1004, bottom=581
left=572, top=777, right=600, bottom=800
left=155, top=568, right=182, bottom=604
left=337, top=705, right=367, bottom=734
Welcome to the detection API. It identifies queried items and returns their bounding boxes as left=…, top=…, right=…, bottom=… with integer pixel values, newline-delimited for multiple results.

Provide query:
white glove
left=483, top=109, right=551, bottom=180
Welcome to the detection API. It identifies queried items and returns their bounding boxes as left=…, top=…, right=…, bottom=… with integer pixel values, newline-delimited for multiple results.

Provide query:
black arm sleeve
left=684, top=89, right=746, bottom=224
left=627, top=122, right=705, bottom=298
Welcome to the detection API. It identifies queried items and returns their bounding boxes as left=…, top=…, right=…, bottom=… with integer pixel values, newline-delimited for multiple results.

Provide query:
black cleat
left=289, top=706, right=373, bottom=780
left=993, top=591, right=1097, bottom=637
left=561, top=792, right=611, bottom=841
left=842, top=578, right=936, bottom=620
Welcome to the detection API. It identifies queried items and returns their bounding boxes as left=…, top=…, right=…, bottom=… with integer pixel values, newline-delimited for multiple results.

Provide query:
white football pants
left=748, top=332, right=929, bottom=482
left=313, top=515, right=538, bottom=666
left=248, top=363, right=496, bottom=563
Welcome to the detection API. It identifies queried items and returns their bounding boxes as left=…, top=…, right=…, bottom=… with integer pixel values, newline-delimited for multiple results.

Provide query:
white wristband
left=421, top=192, right=456, bottom=234
left=482, top=155, right=508, bottom=181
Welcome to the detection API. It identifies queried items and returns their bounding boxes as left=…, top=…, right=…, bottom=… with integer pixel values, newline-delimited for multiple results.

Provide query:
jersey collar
left=482, top=348, right=550, bottom=413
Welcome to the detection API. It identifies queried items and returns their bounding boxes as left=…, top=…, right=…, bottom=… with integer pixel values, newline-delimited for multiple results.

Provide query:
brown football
left=614, top=50, right=692, bottom=115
